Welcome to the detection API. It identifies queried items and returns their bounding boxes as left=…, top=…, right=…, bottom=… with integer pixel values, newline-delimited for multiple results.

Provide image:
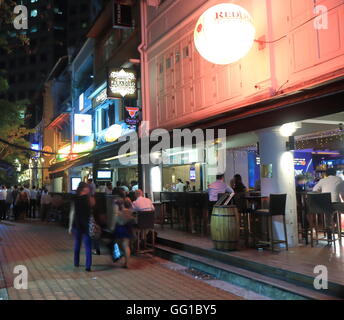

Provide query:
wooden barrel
left=210, top=205, right=240, bottom=251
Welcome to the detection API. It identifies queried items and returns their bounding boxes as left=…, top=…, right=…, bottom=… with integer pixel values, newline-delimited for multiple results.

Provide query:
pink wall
left=140, top=0, right=344, bottom=131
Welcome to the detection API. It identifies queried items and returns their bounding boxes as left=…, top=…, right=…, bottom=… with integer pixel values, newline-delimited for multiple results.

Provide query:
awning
left=47, top=113, right=70, bottom=130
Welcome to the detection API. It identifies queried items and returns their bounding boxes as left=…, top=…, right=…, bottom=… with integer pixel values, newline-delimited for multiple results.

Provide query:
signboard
left=113, top=2, right=132, bottom=29
left=71, top=177, right=82, bottom=191
left=96, top=170, right=113, bottom=181
left=125, top=106, right=140, bottom=128
left=92, top=88, right=107, bottom=108
left=194, top=3, right=255, bottom=65
left=190, top=167, right=196, bottom=181
left=74, top=114, right=92, bottom=137
left=107, top=68, right=137, bottom=99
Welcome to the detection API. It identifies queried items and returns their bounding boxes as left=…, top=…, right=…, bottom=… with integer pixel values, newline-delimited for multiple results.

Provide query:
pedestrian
left=5, top=185, right=13, bottom=220
left=15, top=187, right=29, bottom=220
left=12, top=185, right=19, bottom=221
left=40, top=188, right=51, bottom=222
left=87, top=178, right=96, bottom=196
left=23, top=184, right=31, bottom=218
left=130, top=180, right=139, bottom=191
left=29, top=186, right=38, bottom=219
left=36, top=188, right=42, bottom=218
left=105, top=182, right=113, bottom=195
left=111, top=196, right=135, bottom=268
left=175, top=179, right=185, bottom=192
left=0, top=186, right=7, bottom=221
left=68, top=182, right=95, bottom=272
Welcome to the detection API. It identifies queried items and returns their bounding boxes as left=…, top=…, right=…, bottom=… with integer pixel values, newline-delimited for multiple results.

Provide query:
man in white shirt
left=0, top=186, right=7, bottom=220
left=313, top=168, right=344, bottom=203
left=208, top=174, right=234, bottom=203
left=131, top=180, right=139, bottom=191
left=132, top=189, right=155, bottom=212
left=175, top=179, right=185, bottom=192
left=29, top=186, right=38, bottom=219
left=313, top=168, right=344, bottom=240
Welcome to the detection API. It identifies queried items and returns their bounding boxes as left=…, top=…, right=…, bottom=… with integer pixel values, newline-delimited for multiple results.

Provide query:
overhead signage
left=74, top=114, right=92, bottom=137
left=92, top=88, right=108, bottom=108
left=107, top=68, right=137, bottom=99
left=194, top=3, right=255, bottom=65
left=125, top=106, right=140, bottom=128
left=113, top=1, right=132, bottom=29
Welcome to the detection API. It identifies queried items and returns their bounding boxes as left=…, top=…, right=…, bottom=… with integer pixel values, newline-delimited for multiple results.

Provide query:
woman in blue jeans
left=69, top=182, right=95, bottom=272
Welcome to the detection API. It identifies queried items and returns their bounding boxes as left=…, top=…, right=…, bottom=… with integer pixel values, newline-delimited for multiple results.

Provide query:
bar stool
left=252, top=194, right=288, bottom=252
left=306, top=193, right=342, bottom=247
left=135, top=211, right=155, bottom=253
left=233, top=192, right=250, bottom=247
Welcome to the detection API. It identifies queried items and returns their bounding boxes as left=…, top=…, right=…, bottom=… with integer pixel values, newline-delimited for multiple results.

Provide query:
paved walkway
left=0, top=221, right=241, bottom=300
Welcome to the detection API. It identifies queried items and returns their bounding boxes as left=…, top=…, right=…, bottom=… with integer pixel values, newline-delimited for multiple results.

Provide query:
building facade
left=139, top=0, right=344, bottom=246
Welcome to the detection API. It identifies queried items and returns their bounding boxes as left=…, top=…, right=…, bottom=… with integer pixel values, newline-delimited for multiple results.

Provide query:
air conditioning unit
left=147, top=0, right=161, bottom=7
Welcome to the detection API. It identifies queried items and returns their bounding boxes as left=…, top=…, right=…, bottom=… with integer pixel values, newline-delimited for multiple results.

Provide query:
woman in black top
left=233, top=174, right=247, bottom=193
left=69, top=182, right=95, bottom=272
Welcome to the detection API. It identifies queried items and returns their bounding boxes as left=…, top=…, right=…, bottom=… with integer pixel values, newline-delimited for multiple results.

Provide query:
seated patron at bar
left=132, top=190, right=155, bottom=212
left=175, top=179, right=185, bottom=192
left=208, top=174, right=234, bottom=210
left=295, top=175, right=307, bottom=192
left=313, top=168, right=344, bottom=203
left=232, top=174, right=247, bottom=193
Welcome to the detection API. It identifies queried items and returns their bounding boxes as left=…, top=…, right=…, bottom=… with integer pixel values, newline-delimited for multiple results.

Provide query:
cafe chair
left=135, top=211, right=155, bottom=254
left=252, top=194, right=288, bottom=252
left=306, top=193, right=341, bottom=247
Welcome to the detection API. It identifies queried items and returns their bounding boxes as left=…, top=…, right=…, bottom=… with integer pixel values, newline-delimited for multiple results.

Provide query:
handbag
left=113, top=243, right=122, bottom=261
left=89, top=216, right=101, bottom=239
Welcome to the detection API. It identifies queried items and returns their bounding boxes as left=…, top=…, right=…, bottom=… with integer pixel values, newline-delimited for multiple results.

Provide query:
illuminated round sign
left=43, top=146, right=53, bottom=156
left=194, top=3, right=255, bottom=65
left=105, top=124, right=123, bottom=143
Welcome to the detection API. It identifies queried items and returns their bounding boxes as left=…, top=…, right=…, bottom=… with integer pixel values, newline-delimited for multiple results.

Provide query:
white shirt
left=40, top=192, right=51, bottom=205
left=132, top=184, right=139, bottom=191
left=132, top=196, right=155, bottom=212
left=121, top=185, right=130, bottom=193
left=0, top=189, right=7, bottom=201
left=30, top=190, right=37, bottom=200
left=176, top=182, right=185, bottom=192
left=208, top=180, right=234, bottom=202
left=313, top=175, right=344, bottom=203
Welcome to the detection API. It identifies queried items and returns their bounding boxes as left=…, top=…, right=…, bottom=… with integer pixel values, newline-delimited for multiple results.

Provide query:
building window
left=166, top=57, right=172, bottom=69
left=183, top=46, right=189, bottom=58
left=175, top=51, right=180, bottom=63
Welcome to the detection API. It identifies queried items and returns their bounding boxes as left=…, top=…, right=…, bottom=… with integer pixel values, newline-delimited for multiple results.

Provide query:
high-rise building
left=0, top=0, right=106, bottom=127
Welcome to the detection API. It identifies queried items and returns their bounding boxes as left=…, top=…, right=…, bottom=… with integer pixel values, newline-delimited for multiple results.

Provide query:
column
left=257, top=127, right=298, bottom=247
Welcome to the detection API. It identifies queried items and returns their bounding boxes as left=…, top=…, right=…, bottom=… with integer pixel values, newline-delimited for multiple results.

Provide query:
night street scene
left=0, top=0, right=344, bottom=309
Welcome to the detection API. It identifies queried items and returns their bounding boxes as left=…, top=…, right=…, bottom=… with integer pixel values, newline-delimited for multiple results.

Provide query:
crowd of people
left=68, top=180, right=155, bottom=272
left=0, top=184, right=51, bottom=222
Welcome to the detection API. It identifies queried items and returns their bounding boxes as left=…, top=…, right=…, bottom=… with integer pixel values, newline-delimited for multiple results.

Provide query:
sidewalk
left=0, top=221, right=240, bottom=300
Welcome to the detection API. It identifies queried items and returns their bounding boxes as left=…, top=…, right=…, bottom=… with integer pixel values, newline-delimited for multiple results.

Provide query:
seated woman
left=112, top=197, right=135, bottom=268
left=233, top=174, right=247, bottom=193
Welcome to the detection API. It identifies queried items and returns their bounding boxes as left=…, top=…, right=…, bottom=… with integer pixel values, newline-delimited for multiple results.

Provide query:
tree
left=0, top=0, right=34, bottom=184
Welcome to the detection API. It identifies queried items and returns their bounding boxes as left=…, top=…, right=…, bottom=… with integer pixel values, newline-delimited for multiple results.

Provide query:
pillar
left=257, top=127, right=298, bottom=247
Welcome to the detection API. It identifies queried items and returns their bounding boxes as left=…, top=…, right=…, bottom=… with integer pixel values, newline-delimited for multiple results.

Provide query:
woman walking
left=111, top=195, right=135, bottom=268
left=69, top=182, right=95, bottom=272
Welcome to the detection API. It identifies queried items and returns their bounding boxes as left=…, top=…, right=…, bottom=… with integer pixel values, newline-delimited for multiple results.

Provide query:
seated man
left=132, top=189, right=155, bottom=212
